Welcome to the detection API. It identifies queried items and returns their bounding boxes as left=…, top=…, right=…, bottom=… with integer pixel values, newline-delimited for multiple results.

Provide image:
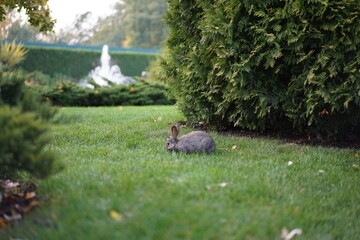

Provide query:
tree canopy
left=0, top=0, right=55, bottom=32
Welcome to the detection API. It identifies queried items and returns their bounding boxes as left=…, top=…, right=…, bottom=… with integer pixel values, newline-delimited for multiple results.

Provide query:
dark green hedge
left=19, top=47, right=158, bottom=79
left=163, top=0, right=360, bottom=138
left=31, top=80, right=175, bottom=107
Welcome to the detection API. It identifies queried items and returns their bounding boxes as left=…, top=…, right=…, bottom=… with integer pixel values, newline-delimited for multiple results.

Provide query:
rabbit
left=166, top=124, right=216, bottom=153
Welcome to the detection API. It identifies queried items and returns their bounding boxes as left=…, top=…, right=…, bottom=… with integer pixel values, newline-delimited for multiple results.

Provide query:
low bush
left=32, top=80, right=175, bottom=107
left=0, top=67, right=58, bottom=178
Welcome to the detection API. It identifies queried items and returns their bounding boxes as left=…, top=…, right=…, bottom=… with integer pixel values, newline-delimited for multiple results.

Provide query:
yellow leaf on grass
left=25, top=192, right=36, bottom=199
left=109, top=210, right=123, bottom=222
left=0, top=218, right=6, bottom=229
left=118, top=106, right=123, bottom=111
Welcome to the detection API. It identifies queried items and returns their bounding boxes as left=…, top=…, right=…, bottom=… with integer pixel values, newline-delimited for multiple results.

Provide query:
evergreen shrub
left=33, top=80, right=174, bottom=106
left=19, top=47, right=158, bottom=79
left=163, top=0, right=360, bottom=137
left=0, top=68, right=58, bottom=178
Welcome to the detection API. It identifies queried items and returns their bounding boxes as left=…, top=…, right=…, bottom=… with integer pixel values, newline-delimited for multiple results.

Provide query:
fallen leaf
left=117, top=106, right=123, bottom=111
left=23, top=200, right=40, bottom=213
left=231, top=146, right=237, bottom=150
left=109, top=210, right=123, bottom=222
left=1, top=180, right=20, bottom=189
left=4, top=212, right=22, bottom=222
left=0, top=218, right=6, bottom=229
left=287, top=161, right=293, bottom=166
left=354, top=153, right=359, bottom=157
left=279, top=228, right=303, bottom=240
left=205, top=185, right=214, bottom=191
left=218, top=182, right=228, bottom=188
left=167, top=122, right=172, bottom=125
left=25, top=192, right=36, bottom=199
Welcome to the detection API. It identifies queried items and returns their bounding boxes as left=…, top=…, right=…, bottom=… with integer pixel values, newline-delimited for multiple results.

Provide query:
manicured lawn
left=3, top=106, right=360, bottom=239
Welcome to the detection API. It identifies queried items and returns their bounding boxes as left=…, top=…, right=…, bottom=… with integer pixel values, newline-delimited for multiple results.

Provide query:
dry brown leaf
left=23, top=200, right=40, bottom=213
left=205, top=185, right=214, bottom=191
left=25, top=192, right=36, bottom=199
left=0, top=218, right=6, bottom=229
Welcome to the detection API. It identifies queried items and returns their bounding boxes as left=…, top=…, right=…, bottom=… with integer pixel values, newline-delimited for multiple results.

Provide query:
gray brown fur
left=166, top=125, right=216, bottom=153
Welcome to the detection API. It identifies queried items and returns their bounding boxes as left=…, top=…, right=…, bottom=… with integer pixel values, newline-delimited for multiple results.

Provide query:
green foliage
left=163, top=0, right=360, bottom=138
left=119, top=0, right=168, bottom=49
left=33, top=80, right=174, bottom=107
left=0, top=40, right=28, bottom=67
left=0, top=67, right=58, bottom=178
left=0, top=0, right=55, bottom=32
left=18, top=47, right=158, bottom=79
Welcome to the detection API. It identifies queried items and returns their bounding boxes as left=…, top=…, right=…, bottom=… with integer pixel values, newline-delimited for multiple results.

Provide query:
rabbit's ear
left=171, top=125, right=179, bottom=138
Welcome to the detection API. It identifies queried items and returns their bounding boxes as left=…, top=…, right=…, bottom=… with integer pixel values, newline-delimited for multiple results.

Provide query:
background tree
left=55, top=12, right=94, bottom=45
left=0, top=0, right=55, bottom=33
left=120, top=0, right=168, bottom=49
left=6, top=21, right=38, bottom=42
left=56, top=0, right=168, bottom=49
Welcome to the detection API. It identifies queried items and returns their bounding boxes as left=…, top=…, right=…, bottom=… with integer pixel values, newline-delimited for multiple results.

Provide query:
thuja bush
left=163, top=0, right=360, bottom=137
left=33, top=80, right=174, bottom=106
left=0, top=68, right=58, bottom=178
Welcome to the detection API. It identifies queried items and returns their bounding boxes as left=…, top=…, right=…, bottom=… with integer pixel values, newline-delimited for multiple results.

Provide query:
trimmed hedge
left=19, top=47, right=158, bottom=79
left=32, top=80, right=175, bottom=107
left=163, top=0, right=360, bottom=138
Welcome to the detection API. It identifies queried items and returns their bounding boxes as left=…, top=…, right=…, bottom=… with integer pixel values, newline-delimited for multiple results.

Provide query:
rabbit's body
left=166, top=125, right=216, bottom=153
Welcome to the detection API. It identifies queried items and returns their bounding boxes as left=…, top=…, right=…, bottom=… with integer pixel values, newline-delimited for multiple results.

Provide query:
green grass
left=3, top=106, right=360, bottom=240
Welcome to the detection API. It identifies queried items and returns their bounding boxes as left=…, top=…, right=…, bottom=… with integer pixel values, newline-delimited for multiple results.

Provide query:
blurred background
left=1, top=0, right=168, bottom=50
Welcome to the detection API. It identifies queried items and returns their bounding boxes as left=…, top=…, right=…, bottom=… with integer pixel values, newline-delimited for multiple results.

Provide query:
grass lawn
left=3, top=105, right=360, bottom=240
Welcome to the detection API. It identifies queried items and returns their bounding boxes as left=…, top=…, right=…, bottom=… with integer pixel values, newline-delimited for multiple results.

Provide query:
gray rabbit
left=166, top=124, right=216, bottom=153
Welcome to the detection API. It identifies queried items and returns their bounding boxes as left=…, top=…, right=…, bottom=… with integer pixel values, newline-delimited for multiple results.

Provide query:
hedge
left=31, top=80, right=175, bottom=107
left=19, top=47, right=158, bottom=79
left=162, top=0, right=360, bottom=138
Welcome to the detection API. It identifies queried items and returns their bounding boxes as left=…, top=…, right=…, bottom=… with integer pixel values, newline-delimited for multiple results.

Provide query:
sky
left=47, top=0, right=119, bottom=32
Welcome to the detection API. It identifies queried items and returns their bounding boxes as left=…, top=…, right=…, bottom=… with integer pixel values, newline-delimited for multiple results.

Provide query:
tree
left=6, top=21, right=38, bottom=42
left=50, top=0, right=168, bottom=49
left=56, top=12, right=94, bottom=45
left=0, top=0, right=55, bottom=33
left=120, top=0, right=168, bottom=49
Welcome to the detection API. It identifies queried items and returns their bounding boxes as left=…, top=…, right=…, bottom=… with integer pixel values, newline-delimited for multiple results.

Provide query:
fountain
left=79, top=45, right=135, bottom=88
